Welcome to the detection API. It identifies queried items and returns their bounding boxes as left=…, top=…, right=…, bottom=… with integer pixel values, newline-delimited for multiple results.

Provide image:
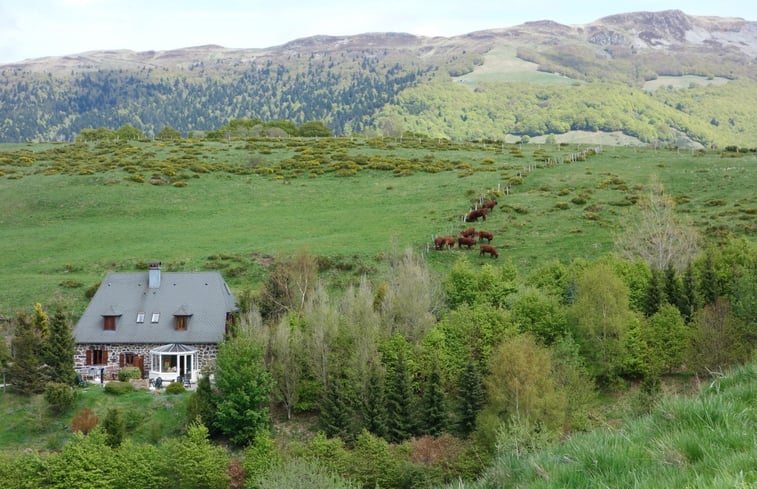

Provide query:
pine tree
left=664, top=265, right=684, bottom=316
left=419, top=365, right=447, bottom=436
left=681, top=261, right=698, bottom=321
left=643, top=268, right=665, bottom=317
left=384, top=350, right=414, bottom=443
left=102, top=407, right=126, bottom=448
left=8, top=311, right=46, bottom=394
left=362, top=365, right=387, bottom=438
left=456, top=360, right=484, bottom=438
left=44, top=307, right=77, bottom=385
left=319, top=374, right=353, bottom=440
left=186, top=372, right=218, bottom=435
left=699, top=251, right=718, bottom=306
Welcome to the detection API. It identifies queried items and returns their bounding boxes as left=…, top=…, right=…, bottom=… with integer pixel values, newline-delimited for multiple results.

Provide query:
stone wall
left=75, top=343, right=218, bottom=376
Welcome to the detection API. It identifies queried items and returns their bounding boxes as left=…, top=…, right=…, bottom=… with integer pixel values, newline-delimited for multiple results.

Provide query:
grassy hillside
left=453, top=361, right=757, bottom=488
left=1, top=137, right=755, bottom=317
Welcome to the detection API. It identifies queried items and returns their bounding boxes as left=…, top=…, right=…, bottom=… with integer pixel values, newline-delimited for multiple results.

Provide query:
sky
left=1, top=0, right=756, bottom=64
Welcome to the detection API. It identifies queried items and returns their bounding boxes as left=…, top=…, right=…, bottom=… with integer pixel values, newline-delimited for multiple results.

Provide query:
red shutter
left=119, top=353, right=125, bottom=367
left=136, top=356, right=144, bottom=378
left=103, top=350, right=109, bottom=365
left=85, top=349, right=92, bottom=365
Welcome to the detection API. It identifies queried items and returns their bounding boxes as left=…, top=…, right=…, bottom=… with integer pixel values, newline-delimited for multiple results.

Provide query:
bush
left=104, top=381, right=134, bottom=395
left=70, top=407, right=98, bottom=434
left=165, top=381, right=186, bottom=395
left=118, top=366, right=142, bottom=382
left=44, top=382, right=77, bottom=414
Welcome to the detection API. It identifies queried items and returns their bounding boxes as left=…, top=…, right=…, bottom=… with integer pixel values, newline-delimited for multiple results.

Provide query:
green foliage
left=186, top=373, right=218, bottom=434
left=419, top=364, right=447, bottom=436
left=162, top=422, right=230, bottom=489
left=117, top=366, right=141, bottom=382
left=213, top=332, right=272, bottom=446
left=44, top=382, right=77, bottom=415
left=384, top=348, right=416, bottom=442
left=43, top=307, right=77, bottom=385
left=102, top=407, right=126, bottom=448
left=8, top=310, right=46, bottom=394
left=252, top=458, right=359, bottom=489
left=165, top=381, right=186, bottom=395
left=103, top=381, right=134, bottom=395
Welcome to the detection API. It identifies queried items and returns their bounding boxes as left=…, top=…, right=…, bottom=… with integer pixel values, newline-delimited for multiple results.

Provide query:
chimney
left=148, top=261, right=162, bottom=289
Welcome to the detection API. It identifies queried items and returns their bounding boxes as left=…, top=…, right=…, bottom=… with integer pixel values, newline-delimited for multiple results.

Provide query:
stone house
left=73, top=261, right=237, bottom=384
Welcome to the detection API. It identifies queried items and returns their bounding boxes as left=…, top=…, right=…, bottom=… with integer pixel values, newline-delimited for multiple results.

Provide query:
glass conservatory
left=149, top=343, right=197, bottom=384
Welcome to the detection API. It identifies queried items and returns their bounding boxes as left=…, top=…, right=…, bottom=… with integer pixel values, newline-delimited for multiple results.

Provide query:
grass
left=453, top=361, right=757, bottom=488
left=0, top=138, right=755, bottom=317
left=0, top=384, right=191, bottom=450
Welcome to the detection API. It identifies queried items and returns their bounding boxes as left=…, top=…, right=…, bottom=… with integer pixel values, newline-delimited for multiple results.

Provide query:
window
left=151, top=312, right=160, bottom=323
left=175, top=315, right=188, bottom=331
left=103, top=316, right=116, bottom=331
left=136, top=312, right=145, bottom=323
left=87, top=348, right=107, bottom=365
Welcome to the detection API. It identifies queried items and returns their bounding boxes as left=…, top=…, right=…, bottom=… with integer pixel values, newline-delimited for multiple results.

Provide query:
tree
left=384, top=348, right=415, bottom=442
left=265, top=313, right=304, bottom=420
left=44, top=307, right=77, bottom=385
left=361, top=364, right=388, bottom=438
left=319, top=373, right=353, bottom=440
left=8, top=311, right=46, bottom=394
left=164, top=421, right=230, bottom=489
left=643, top=267, right=665, bottom=317
left=569, top=263, right=634, bottom=385
left=186, top=372, right=218, bottom=435
left=157, top=126, right=181, bottom=140
left=213, top=331, right=272, bottom=446
left=615, top=179, right=700, bottom=272
left=258, top=249, right=319, bottom=321
left=115, top=124, right=143, bottom=140
left=455, top=360, right=485, bottom=438
left=102, top=408, right=126, bottom=448
left=643, top=304, right=689, bottom=376
left=298, top=120, right=333, bottom=137
left=419, top=364, right=447, bottom=436
left=689, top=298, right=747, bottom=374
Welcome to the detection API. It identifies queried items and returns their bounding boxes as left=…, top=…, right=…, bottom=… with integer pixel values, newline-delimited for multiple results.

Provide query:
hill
left=1, top=10, right=757, bottom=146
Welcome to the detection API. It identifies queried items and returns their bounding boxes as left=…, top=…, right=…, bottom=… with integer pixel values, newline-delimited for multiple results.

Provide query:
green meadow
left=1, top=138, right=755, bottom=316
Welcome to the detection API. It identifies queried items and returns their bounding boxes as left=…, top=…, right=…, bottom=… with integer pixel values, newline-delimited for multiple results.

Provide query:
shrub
left=118, top=366, right=142, bottom=382
left=44, top=382, right=77, bottom=414
left=104, top=381, right=134, bottom=395
left=70, top=407, right=98, bottom=434
left=165, top=381, right=186, bottom=395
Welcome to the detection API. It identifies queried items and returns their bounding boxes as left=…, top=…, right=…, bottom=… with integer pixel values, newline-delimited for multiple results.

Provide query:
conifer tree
left=699, top=251, right=718, bottom=306
left=8, top=311, right=46, bottom=394
left=384, top=350, right=414, bottom=443
left=664, top=264, right=684, bottom=318
left=319, top=374, right=353, bottom=440
left=681, top=262, right=698, bottom=321
left=44, top=307, right=77, bottom=385
left=643, top=268, right=665, bottom=317
left=419, top=364, right=447, bottom=436
left=456, top=360, right=485, bottom=438
left=362, top=364, right=387, bottom=438
left=186, top=372, right=218, bottom=435
left=102, top=407, right=126, bottom=448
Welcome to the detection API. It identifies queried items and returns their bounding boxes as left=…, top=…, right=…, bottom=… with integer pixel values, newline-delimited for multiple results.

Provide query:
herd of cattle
left=433, top=198, right=499, bottom=258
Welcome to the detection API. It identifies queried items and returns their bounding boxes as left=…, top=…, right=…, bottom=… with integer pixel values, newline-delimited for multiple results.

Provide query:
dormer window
left=103, top=315, right=117, bottom=331
left=175, top=315, right=188, bottom=331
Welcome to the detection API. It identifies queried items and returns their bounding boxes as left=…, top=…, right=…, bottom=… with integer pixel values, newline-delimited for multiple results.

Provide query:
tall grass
left=451, top=362, right=757, bottom=488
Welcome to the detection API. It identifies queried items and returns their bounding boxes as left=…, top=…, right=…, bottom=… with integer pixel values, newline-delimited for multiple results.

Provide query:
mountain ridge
left=1, top=9, right=756, bottom=146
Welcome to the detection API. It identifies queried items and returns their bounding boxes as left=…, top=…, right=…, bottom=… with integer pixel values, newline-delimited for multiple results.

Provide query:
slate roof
left=74, top=270, right=237, bottom=344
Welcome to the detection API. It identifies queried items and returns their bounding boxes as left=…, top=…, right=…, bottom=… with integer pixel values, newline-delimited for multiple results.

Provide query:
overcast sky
left=1, top=0, right=755, bottom=64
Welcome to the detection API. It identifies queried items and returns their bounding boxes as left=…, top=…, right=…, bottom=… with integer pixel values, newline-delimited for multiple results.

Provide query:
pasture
left=1, top=137, right=755, bottom=316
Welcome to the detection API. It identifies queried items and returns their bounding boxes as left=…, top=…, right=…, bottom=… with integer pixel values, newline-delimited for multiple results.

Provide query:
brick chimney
left=148, top=261, right=162, bottom=289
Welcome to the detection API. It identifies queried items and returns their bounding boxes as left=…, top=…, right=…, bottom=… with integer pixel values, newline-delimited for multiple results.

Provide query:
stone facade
left=75, top=343, right=218, bottom=377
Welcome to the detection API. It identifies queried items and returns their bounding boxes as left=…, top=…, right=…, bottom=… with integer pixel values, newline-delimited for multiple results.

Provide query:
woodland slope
left=1, top=9, right=757, bottom=146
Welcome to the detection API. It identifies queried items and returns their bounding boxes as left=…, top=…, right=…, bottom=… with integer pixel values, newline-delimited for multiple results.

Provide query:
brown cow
left=465, top=208, right=487, bottom=222
left=458, top=236, right=477, bottom=249
left=482, top=199, right=498, bottom=212
left=477, top=230, right=493, bottom=243
left=434, top=236, right=455, bottom=250
left=460, top=227, right=476, bottom=239
left=480, top=244, right=499, bottom=258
